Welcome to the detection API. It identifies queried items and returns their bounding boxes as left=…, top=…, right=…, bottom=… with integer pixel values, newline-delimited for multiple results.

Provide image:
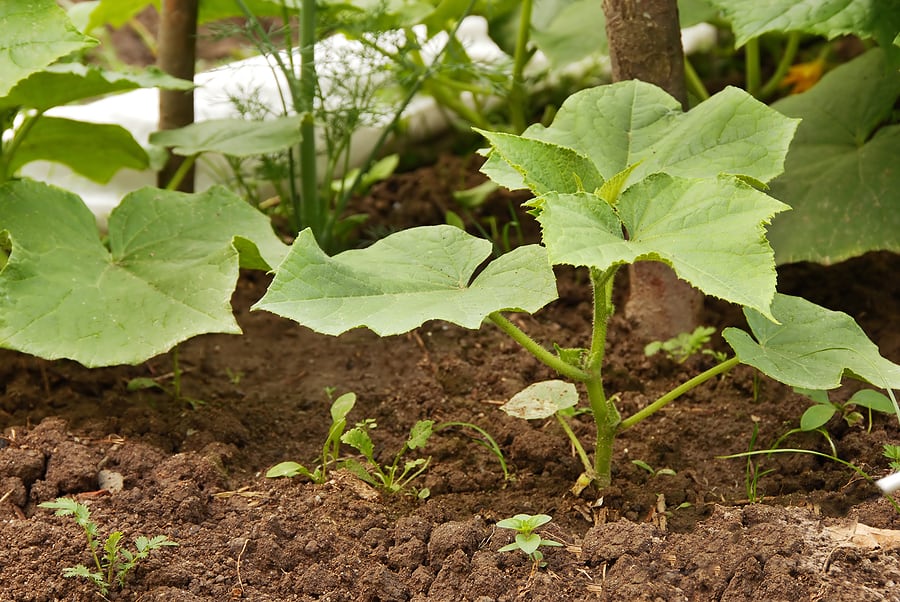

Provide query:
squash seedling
left=39, top=497, right=177, bottom=597
left=254, top=81, right=900, bottom=493
left=496, top=514, right=563, bottom=567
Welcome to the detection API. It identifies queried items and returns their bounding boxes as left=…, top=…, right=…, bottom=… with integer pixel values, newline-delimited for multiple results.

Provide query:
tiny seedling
left=644, top=326, right=718, bottom=364
left=266, top=390, right=357, bottom=483
left=496, top=514, right=563, bottom=566
left=127, top=346, right=205, bottom=409
left=38, top=497, right=177, bottom=597
left=631, top=459, right=676, bottom=477
left=340, top=418, right=434, bottom=498
left=883, top=444, right=900, bottom=472
left=796, top=388, right=895, bottom=433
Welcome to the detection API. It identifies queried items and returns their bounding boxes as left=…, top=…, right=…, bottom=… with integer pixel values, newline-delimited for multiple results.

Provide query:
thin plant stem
left=164, top=154, right=197, bottom=190
left=555, top=413, right=595, bottom=477
left=745, top=37, right=761, bottom=97
left=758, top=32, right=801, bottom=100
left=298, top=0, right=320, bottom=240
left=619, top=356, right=740, bottom=430
left=170, top=344, right=183, bottom=400
left=1, top=111, right=42, bottom=181
left=509, top=0, right=533, bottom=133
left=683, top=56, right=710, bottom=102
left=488, top=312, right=591, bottom=381
left=721, top=448, right=900, bottom=515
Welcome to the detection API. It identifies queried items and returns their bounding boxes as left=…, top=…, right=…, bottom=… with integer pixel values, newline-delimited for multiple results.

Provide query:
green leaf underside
left=501, top=380, right=578, bottom=420
left=149, top=116, right=305, bottom=157
left=533, top=174, right=788, bottom=319
left=476, top=129, right=603, bottom=195
left=0, top=0, right=97, bottom=98
left=0, top=63, right=192, bottom=112
left=9, top=117, right=148, bottom=183
left=723, top=294, right=900, bottom=391
left=0, top=180, right=287, bottom=367
left=710, top=0, right=900, bottom=48
left=253, top=225, right=558, bottom=336
left=768, top=49, right=900, bottom=265
left=482, top=82, right=798, bottom=192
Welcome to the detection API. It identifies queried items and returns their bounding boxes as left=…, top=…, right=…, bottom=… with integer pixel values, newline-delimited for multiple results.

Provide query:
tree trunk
left=156, top=0, right=198, bottom=192
left=602, top=0, right=701, bottom=339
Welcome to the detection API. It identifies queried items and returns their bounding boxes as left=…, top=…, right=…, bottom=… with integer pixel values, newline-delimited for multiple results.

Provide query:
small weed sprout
left=644, top=326, right=719, bottom=363
left=266, top=390, right=357, bottom=483
left=631, top=459, right=676, bottom=477
left=38, top=498, right=177, bottom=597
left=883, top=444, right=900, bottom=472
left=341, top=418, right=434, bottom=498
left=496, top=514, right=563, bottom=567
left=796, top=388, right=895, bottom=433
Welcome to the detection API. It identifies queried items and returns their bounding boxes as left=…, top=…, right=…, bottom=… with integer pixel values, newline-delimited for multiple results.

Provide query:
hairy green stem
left=509, top=0, right=533, bottom=133
left=619, top=356, right=740, bottom=430
left=488, top=312, right=591, bottom=381
left=758, top=32, right=801, bottom=100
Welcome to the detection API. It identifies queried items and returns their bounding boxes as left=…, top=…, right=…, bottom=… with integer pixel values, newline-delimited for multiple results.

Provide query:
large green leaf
left=0, top=63, right=192, bottom=111
left=149, top=116, right=305, bottom=157
left=709, top=0, right=900, bottom=48
left=254, top=225, right=558, bottom=336
left=7, top=117, right=149, bottom=184
left=0, top=180, right=287, bottom=367
left=533, top=174, right=788, bottom=318
left=482, top=82, right=798, bottom=191
left=0, top=0, right=97, bottom=97
left=723, top=294, right=900, bottom=392
left=768, top=49, right=900, bottom=265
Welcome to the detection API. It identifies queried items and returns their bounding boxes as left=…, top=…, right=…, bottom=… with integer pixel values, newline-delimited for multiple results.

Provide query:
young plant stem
left=509, top=0, right=533, bottom=133
left=487, top=312, right=590, bottom=382
left=0, top=111, right=42, bottom=181
left=298, top=0, right=321, bottom=240
left=164, top=153, right=198, bottom=190
left=683, top=57, right=710, bottom=102
left=618, top=356, right=740, bottom=430
left=745, top=37, right=761, bottom=97
left=554, top=413, right=595, bottom=477
left=758, top=32, right=801, bottom=100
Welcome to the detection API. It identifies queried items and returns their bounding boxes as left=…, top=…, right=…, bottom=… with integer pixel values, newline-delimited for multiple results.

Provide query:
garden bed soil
left=2, top=155, right=900, bottom=601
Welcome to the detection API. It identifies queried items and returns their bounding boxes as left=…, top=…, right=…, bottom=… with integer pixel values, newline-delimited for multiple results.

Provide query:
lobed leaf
left=767, top=49, right=900, bottom=265
left=483, top=82, right=798, bottom=193
left=723, top=294, right=900, bottom=393
left=534, top=174, right=789, bottom=319
left=149, top=116, right=305, bottom=158
left=0, top=180, right=287, bottom=367
left=709, top=0, right=900, bottom=48
left=8, top=116, right=148, bottom=183
left=254, top=225, right=558, bottom=336
left=0, top=63, right=192, bottom=112
left=0, top=0, right=97, bottom=97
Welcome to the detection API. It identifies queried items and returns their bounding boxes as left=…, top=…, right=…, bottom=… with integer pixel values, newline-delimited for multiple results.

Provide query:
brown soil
left=1, top=155, right=900, bottom=601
